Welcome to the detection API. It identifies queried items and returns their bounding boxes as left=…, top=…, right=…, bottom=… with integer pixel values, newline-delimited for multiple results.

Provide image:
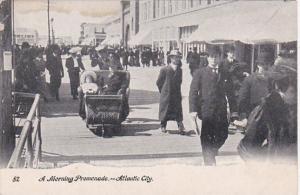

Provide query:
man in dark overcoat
left=188, top=47, right=200, bottom=76
left=156, top=50, right=185, bottom=134
left=66, top=47, right=85, bottom=99
left=189, top=46, right=237, bottom=165
left=46, top=44, right=64, bottom=101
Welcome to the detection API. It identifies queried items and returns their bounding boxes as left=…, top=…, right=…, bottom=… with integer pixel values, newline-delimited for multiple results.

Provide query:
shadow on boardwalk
left=41, top=86, right=160, bottom=118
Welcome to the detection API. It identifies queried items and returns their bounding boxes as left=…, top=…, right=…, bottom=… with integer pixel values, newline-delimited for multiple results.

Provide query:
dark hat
left=256, top=52, right=273, bottom=66
left=21, top=42, right=30, bottom=49
left=193, top=47, right=197, bottom=51
left=225, top=45, right=235, bottom=53
left=207, top=46, right=221, bottom=57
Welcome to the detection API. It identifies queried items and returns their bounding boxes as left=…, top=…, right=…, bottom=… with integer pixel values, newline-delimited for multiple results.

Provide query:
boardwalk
left=39, top=57, right=243, bottom=168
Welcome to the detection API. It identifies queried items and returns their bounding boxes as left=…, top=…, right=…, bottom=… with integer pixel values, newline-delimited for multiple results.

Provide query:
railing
left=7, top=92, right=42, bottom=168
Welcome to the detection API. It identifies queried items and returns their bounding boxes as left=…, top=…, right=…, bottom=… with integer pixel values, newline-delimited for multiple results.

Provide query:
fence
left=7, top=92, right=42, bottom=168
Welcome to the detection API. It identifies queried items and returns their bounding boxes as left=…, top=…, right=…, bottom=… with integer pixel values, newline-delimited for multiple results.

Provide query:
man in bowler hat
left=189, top=46, right=237, bottom=165
left=156, top=50, right=185, bottom=135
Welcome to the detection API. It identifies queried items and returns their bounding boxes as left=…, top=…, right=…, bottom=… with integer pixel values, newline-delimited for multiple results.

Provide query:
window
left=168, top=0, right=172, bottom=15
left=174, top=0, right=178, bottom=13
left=153, top=0, right=156, bottom=18
left=161, top=0, right=165, bottom=16
left=182, top=0, right=186, bottom=9
left=157, top=0, right=160, bottom=18
left=190, top=0, right=194, bottom=8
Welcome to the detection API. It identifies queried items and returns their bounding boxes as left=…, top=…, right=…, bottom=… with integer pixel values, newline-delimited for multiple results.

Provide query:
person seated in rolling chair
left=78, top=70, right=99, bottom=119
left=97, top=60, right=130, bottom=121
left=98, top=51, right=127, bottom=95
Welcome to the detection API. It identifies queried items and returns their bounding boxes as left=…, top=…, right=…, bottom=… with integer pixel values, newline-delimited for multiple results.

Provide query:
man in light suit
left=66, top=47, right=85, bottom=99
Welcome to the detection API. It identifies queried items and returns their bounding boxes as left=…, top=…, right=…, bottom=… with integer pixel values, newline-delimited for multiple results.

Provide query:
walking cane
left=193, top=114, right=200, bottom=135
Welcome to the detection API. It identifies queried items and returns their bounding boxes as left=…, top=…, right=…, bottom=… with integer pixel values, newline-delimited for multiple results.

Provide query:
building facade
left=79, top=23, right=106, bottom=46
left=122, top=0, right=224, bottom=54
left=101, top=15, right=122, bottom=46
left=121, top=0, right=296, bottom=70
left=15, top=28, right=39, bottom=46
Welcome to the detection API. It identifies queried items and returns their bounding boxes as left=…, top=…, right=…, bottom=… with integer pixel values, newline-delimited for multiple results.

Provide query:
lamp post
left=51, top=18, right=55, bottom=44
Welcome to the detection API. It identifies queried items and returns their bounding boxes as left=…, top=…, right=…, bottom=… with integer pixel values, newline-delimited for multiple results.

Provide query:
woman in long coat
left=156, top=50, right=185, bottom=134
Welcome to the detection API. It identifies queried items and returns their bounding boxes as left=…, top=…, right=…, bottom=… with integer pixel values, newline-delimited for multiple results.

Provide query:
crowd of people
left=89, top=45, right=166, bottom=70
left=14, top=40, right=297, bottom=165
left=156, top=45, right=297, bottom=165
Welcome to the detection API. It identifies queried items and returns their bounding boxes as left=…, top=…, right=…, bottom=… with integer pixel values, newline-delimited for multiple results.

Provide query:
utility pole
left=0, top=0, right=14, bottom=168
left=51, top=18, right=55, bottom=44
left=48, top=0, right=51, bottom=45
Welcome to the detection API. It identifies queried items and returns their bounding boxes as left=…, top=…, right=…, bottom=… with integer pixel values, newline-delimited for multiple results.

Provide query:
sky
left=14, top=0, right=121, bottom=42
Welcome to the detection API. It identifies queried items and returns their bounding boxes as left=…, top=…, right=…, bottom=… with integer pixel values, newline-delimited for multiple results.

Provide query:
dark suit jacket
left=189, top=66, right=237, bottom=120
left=238, top=73, right=270, bottom=118
left=98, top=71, right=128, bottom=95
left=65, top=56, right=85, bottom=72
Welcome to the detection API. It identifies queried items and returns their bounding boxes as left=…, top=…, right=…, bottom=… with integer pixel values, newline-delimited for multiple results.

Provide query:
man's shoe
left=179, top=130, right=185, bottom=135
left=161, top=127, right=167, bottom=133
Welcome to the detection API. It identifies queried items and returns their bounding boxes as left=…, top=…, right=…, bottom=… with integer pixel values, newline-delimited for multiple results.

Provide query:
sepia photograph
left=0, top=0, right=298, bottom=194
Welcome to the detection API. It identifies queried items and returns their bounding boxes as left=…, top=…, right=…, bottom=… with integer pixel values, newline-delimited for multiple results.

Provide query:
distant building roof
left=15, top=27, right=38, bottom=35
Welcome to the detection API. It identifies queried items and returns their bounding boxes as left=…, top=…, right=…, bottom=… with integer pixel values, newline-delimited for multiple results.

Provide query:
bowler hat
left=225, top=45, right=235, bottom=53
left=21, top=42, right=30, bottom=49
left=207, top=46, right=221, bottom=57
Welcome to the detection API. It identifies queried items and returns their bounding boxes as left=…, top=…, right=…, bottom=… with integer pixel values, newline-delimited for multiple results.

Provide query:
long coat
left=156, top=65, right=183, bottom=122
left=189, top=66, right=237, bottom=162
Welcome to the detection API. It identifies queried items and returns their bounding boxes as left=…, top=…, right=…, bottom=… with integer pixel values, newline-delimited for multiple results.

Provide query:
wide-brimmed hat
left=69, top=46, right=82, bottom=54
left=80, top=70, right=97, bottom=83
left=168, top=50, right=182, bottom=58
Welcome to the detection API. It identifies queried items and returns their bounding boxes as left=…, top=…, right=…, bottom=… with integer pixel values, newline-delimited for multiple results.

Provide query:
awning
left=250, top=2, right=297, bottom=44
left=128, top=28, right=152, bottom=46
left=185, top=1, right=297, bottom=44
